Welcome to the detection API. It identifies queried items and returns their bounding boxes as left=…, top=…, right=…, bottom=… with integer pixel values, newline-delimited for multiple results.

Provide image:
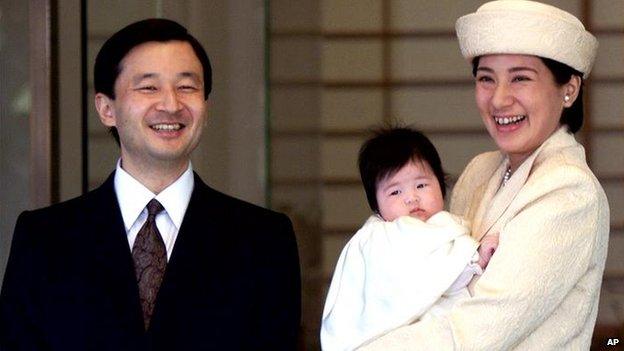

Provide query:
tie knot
left=146, top=199, right=164, bottom=217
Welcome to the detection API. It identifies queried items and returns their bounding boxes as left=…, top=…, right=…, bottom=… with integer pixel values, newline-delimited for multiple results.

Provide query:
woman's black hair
left=358, top=127, right=447, bottom=213
left=472, top=56, right=584, bottom=133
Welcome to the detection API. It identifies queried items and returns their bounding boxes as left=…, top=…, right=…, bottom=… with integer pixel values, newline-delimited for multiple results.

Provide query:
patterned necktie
left=132, top=199, right=167, bottom=330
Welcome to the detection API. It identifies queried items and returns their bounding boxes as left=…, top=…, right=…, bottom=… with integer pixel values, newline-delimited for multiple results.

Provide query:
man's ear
left=95, top=93, right=117, bottom=127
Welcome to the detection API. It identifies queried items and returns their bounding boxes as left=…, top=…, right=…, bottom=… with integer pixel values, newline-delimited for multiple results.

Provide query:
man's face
left=96, top=40, right=207, bottom=170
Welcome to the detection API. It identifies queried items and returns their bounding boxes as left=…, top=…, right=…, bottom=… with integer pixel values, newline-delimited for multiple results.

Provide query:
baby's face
left=375, top=160, right=444, bottom=222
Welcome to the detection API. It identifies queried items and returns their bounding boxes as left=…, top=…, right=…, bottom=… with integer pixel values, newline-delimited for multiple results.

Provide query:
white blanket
left=321, top=211, right=480, bottom=351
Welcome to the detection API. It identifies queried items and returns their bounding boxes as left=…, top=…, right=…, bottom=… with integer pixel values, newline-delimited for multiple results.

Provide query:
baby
left=321, top=127, right=498, bottom=351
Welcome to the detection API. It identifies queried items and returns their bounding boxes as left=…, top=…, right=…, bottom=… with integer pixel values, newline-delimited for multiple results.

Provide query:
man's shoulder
left=19, top=178, right=114, bottom=223
left=193, top=180, right=290, bottom=225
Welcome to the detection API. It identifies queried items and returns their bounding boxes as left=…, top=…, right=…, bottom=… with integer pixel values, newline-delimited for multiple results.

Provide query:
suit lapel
left=162, top=174, right=224, bottom=272
left=87, top=172, right=145, bottom=334
left=149, top=174, right=229, bottom=329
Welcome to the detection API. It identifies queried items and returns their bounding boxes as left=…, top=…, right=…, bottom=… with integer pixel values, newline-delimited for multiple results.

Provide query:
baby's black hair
left=358, top=127, right=447, bottom=213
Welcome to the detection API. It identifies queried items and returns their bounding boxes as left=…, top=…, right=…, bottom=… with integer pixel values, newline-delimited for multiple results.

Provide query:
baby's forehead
left=376, top=158, right=433, bottom=186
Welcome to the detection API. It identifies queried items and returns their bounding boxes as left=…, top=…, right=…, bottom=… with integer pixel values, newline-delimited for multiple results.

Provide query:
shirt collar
left=114, top=160, right=195, bottom=231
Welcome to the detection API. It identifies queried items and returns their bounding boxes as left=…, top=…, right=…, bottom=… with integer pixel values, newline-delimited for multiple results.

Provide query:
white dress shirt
left=114, top=160, right=194, bottom=260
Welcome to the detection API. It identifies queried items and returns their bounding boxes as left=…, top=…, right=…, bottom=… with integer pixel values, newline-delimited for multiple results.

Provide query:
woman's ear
left=563, top=75, right=582, bottom=108
left=95, top=93, right=117, bottom=127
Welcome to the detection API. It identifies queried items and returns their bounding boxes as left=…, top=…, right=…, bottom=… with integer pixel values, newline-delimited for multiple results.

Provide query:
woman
left=360, top=1, right=609, bottom=350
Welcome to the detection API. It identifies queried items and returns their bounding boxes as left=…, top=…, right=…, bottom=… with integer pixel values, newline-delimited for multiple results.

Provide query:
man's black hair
left=94, top=18, right=212, bottom=144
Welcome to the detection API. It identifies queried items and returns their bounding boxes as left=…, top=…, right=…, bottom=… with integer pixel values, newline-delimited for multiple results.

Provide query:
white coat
left=359, top=127, right=610, bottom=350
left=322, top=212, right=479, bottom=351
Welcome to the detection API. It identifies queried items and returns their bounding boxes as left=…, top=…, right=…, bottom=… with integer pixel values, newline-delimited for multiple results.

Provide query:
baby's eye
left=389, top=190, right=400, bottom=196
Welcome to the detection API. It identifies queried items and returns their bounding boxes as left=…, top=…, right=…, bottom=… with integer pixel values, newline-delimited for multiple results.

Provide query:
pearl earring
left=564, top=95, right=570, bottom=102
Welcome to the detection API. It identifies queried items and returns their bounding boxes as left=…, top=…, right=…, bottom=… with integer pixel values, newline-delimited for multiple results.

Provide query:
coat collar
left=148, top=173, right=233, bottom=331
left=86, top=172, right=145, bottom=334
left=472, top=126, right=577, bottom=240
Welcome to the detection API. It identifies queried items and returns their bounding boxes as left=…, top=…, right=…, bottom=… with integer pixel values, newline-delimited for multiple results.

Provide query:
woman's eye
left=416, top=183, right=427, bottom=189
left=476, top=76, right=493, bottom=83
left=512, top=75, right=531, bottom=82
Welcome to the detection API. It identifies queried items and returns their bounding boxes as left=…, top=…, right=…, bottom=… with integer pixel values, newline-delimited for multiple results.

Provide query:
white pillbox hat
left=456, top=0, right=598, bottom=78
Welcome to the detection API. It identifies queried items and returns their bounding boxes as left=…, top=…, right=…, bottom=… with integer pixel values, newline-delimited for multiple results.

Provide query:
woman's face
left=474, top=54, right=570, bottom=169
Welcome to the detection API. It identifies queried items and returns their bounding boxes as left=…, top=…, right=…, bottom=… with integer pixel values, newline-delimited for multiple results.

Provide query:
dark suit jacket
left=0, top=172, right=301, bottom=351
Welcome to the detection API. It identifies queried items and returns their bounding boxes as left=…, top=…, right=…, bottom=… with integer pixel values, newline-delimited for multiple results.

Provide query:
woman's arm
left=359, top=165, right=609, bottom=350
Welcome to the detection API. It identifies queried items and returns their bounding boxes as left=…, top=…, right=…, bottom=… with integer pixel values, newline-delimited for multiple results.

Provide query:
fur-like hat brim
left=456, top=0, right=598, bottom=78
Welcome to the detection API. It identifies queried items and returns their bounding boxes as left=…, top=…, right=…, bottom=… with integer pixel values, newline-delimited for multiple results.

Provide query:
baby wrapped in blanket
left=321, top=128, right=497, bottom=351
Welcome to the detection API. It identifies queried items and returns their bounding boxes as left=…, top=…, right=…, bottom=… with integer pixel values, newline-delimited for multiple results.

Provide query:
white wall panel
left=390, top=0, right=581, bottom=32
left=605, top=232, right=624, bottom=273
left=322, top=234, right=351, bottom=275
left=390, top=0, right=484, bottom=31
left=429, top=134, right=495, bottom=176
left=593, top=135, right=624, bottom=175
left=321, top=88, right=383, bottom=129
left=272, top=136, right=320, bottom=179
left=271, top=38, right=321, bottom=80
left=593, top=35, right=624, bottom=78
left=321, top=0, right=382, bottom=32
left=88, top=0, right=158, bottom=34
left=322, top=40, right=383, bottom=81
left=603, top=182, right=624, bottom=224
left=88, top=136, right=120, bottom=188
left=597, top=282, right=624, bottom=325
left=390, top=38, right=470, bottom=80
left=321, top=137, right=363, bottom=178
left=592, top=0, right=624, bottom=28
left=322, top=185, right=370, bottom=228
left=591, top=84, right=624, bottom=128
left=391, top=86, right=481, bottom=128
left=271, top=0, right=319, bottom=31
left=272, top=185, right=322, bottom=222
left=272, top=87, right=321, bottom=130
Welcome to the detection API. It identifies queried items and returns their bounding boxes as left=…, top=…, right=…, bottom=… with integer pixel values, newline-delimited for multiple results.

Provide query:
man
left=0, top=19, right=301, bottom=350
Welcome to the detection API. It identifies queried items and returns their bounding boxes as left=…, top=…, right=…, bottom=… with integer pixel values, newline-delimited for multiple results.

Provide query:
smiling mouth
left=151, top=123, right=184, bottom=131
left=494, top=115, right=526, bottom=126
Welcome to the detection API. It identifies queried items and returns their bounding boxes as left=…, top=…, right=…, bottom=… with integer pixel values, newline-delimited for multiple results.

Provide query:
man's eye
left=137, top=86, right=157, bottom=92
left=179, top=85, right=198, bottom=92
